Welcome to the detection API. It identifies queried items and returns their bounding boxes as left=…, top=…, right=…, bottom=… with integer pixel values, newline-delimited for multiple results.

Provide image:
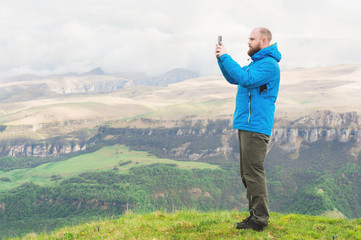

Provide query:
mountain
left=118, top=68, right=199, bottom=87
left=0, top=68, right=198, bottom=102
left=148, top=68, right=199, bottom=86
left=84, top=67, right=105, bottom=76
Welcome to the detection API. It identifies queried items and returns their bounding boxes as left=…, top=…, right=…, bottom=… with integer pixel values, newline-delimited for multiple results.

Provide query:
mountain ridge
left=0, top=67, right=199, bottom=96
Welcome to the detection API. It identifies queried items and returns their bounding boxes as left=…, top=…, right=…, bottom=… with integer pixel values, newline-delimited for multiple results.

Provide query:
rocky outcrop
left=0, top=143, right=86, bottom=157
left=165, top=111, right=361, bottom=160
left=271, top=127, right=360, bottom=154
left=288, top=111, right=361, bottom=128
left=52, top=79, right=129, bottom=94
left=271, top=111, right=361, bottom=157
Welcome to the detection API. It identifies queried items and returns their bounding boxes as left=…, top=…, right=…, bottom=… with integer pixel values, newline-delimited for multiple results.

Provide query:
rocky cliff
left=1, top=110, right=360, bottom=159
left=0, top=143, right=86, bottom=158
left=272, top=111, right=361, bottom=158
left=51, top=78, right=129, bottom=94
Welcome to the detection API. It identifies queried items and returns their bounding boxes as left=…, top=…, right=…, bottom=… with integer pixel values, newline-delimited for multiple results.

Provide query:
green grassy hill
left=7, top=210, right=361, bottom=240
left=0, top=145, right=218, bottom=192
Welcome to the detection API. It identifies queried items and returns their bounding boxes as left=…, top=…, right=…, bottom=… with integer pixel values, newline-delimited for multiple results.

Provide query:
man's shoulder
left=252, top=57, right=279, bottom=70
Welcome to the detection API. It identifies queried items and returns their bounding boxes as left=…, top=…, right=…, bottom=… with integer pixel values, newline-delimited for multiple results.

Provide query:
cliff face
left=52, top=79, right=129, bottom=94
left=271, top=111, right=361, bottom=158
left=0, top=143, right=86, bottom=158
left=1, top=111, right=360, bottom=159
left=162, top=111, right=361, bottom=161
left=291, top=111, right=361, bottom=128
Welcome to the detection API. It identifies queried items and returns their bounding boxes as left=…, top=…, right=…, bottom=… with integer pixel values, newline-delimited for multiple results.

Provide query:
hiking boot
left=234, top=215, right=251, bottom=229
left=234, top=217, right=266, bottom=231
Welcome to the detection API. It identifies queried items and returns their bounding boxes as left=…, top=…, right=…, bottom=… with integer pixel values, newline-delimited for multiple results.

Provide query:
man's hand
left=215, top=42, right=227, bottom=59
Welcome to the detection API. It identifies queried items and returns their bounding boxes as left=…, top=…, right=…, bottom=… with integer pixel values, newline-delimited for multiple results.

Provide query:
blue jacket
left=217, top=43, right=281, bottom=136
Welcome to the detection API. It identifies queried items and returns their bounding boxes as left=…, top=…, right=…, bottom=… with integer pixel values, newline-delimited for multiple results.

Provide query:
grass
left=9, top=210, right=361, bottom=240
left=0, top=145, right=218, bottom=192
left=321, top=209, right=346, bottom=219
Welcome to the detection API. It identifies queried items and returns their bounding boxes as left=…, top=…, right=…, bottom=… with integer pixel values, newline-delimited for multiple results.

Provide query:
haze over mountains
left=0, top=67, right=199, bottom=97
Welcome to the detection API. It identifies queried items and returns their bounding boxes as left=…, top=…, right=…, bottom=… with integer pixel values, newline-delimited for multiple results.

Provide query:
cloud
left=0, top=0, right=360, bottom=78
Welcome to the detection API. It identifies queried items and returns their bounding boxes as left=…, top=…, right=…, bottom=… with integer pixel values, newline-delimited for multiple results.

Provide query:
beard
left=248, top=44, right=261, bottom=57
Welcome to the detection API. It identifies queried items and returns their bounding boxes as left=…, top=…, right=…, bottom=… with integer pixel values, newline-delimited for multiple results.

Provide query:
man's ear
left=262, top=37, right=267, bottom=45
left=261, top=37, right=269, bottom=47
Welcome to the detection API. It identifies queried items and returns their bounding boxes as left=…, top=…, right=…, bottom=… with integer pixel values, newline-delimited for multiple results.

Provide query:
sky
left=0, top=0, right=361, bottom=78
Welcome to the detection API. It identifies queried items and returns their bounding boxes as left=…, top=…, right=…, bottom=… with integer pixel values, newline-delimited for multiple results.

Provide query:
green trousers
left=238, top=130, right=270, bottom=226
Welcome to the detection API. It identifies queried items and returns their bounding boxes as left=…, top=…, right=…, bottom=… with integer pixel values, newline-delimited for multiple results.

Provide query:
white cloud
left=0, top=0, right=360, bottom=78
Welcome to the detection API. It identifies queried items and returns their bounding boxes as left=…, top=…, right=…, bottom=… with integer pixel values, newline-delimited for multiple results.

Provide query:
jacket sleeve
left=219, top=54, right=276, bottom=89
left=217, top=54, right=239, bottom=85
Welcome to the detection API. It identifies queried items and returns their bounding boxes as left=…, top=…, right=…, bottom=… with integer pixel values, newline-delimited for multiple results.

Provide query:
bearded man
left=215, top=27, right=281, bottom=231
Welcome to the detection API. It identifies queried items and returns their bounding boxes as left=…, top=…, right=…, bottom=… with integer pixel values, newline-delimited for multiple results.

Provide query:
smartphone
left=218, top=35, right=222, bottom=45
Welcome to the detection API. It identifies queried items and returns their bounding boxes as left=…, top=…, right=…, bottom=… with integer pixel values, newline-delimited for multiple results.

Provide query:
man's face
left=248, top=30, right=262, bottom=57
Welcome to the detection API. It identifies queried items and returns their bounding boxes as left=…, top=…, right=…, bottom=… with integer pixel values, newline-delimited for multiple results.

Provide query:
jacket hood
left=251, top=42, right=281, bottom=62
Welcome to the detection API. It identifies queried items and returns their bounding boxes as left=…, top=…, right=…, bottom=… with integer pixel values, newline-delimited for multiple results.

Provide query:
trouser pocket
left=246, top=132, right=269, bottom=170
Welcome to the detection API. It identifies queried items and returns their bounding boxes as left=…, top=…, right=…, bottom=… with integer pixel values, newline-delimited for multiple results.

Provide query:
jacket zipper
left=248, top=92, right=251, bottom=123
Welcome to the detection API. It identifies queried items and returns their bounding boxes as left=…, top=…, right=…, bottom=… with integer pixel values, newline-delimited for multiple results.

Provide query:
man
left=215, top=27, right=281, bottom=231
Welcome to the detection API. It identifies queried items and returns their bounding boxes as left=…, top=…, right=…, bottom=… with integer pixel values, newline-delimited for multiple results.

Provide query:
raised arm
left=220, top=55, right=277, bottom=88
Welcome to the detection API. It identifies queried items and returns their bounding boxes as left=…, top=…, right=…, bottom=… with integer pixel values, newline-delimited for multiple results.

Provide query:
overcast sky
left=0, top=0, right=360, bottom=78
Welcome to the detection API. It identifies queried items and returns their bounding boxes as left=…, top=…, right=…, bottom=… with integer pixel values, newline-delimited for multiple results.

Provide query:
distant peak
left=152, top=68, right=199, bottom=86
left=85, top=67, right=105, bottom=75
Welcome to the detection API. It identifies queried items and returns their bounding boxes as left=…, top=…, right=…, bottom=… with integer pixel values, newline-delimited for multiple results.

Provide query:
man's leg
left=238, top=130, right=252, bottom=214
left=238, top=130, right=270, bottom=227
left=238, top=130, right=248, bottom=189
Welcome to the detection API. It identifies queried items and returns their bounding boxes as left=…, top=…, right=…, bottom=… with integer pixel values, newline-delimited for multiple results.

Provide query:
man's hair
left=258, top=27, right=272, bottom=43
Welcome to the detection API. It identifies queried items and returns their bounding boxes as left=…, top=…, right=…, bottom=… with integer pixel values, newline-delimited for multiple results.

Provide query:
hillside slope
left=14, top=210, right=361, bottom=240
